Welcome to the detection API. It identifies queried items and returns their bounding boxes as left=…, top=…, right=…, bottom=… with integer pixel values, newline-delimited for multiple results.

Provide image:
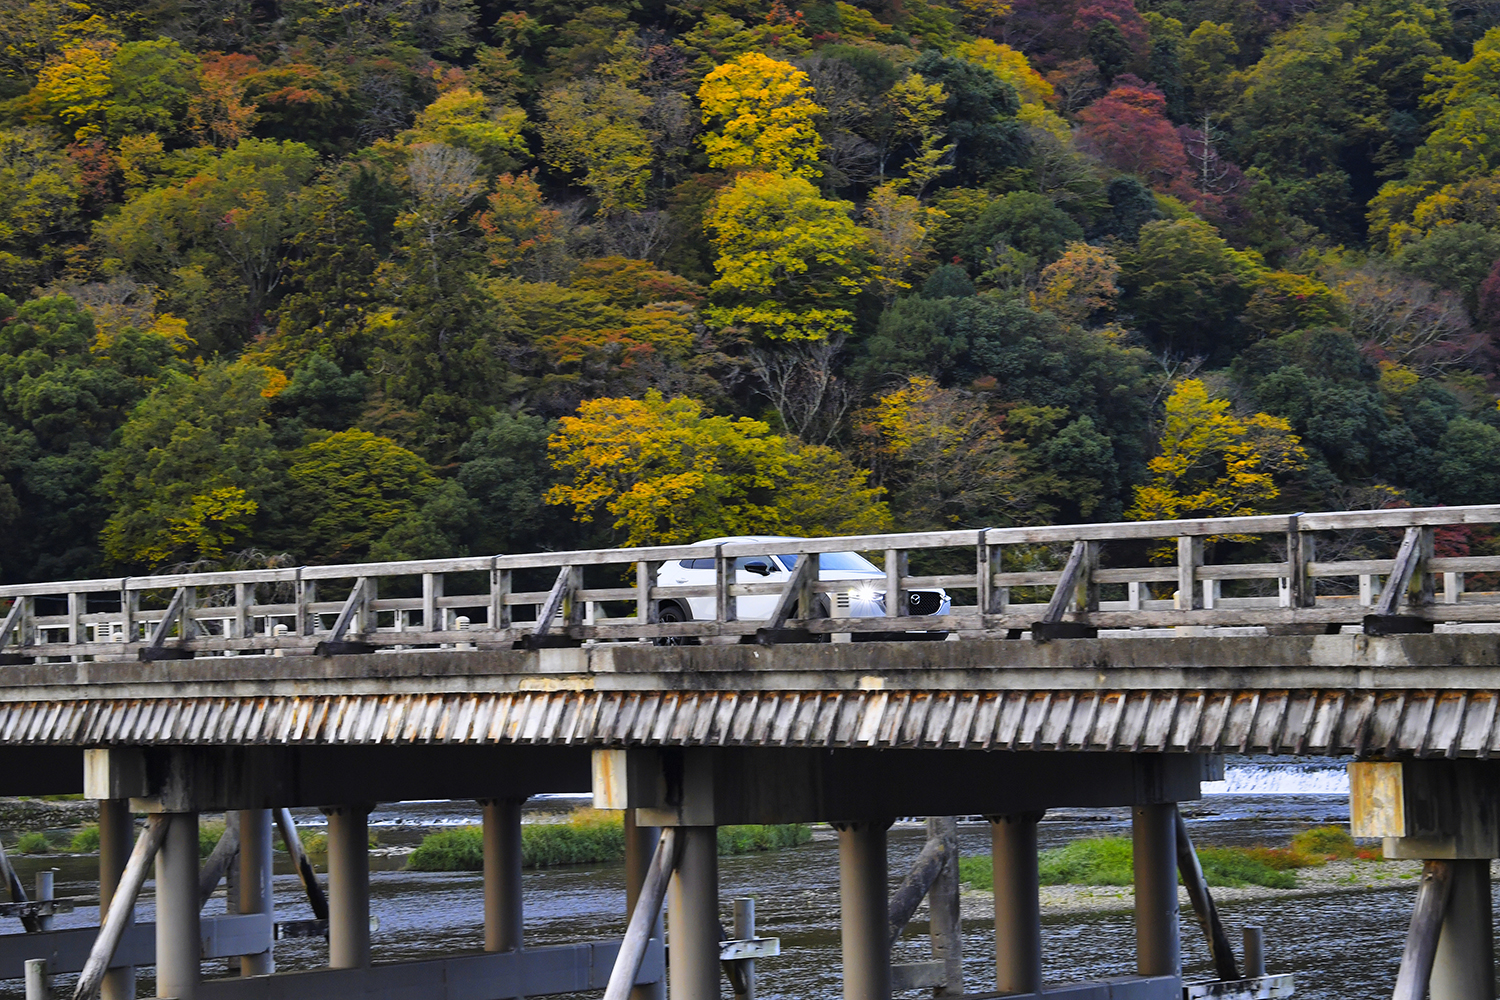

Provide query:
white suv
left=653, top=535, right=951, bottom=635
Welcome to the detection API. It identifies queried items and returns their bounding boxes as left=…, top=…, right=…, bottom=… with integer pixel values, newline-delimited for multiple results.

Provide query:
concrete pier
left=838, top=822, right=891, bottom=1000
left=624, top=813, right=666, bottom=1000
left=156, top=812, right=201, bottom=1000
left=98, top=798, right=135, bottom=1000
left=991, top=812, right=1043, bottom=994
left=482, top=798, right=524, bottom=955
left=667, top=827, right=719, bottom=1000
left=239, top=809, right=275, bottom=976
left=1133, top=804, right=1180, bottom=977
left=1432, top=858, right=1494, bottom=1000
left=324, top=805, right=371, bottom=969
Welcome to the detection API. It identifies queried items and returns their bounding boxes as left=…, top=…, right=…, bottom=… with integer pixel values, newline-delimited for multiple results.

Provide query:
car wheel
left=790, top=596, right=832, bottom=643
left=653, top=602, right=698, bottom=646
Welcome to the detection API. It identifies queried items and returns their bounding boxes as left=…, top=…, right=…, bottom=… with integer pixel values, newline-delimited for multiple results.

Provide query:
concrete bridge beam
left=322, top=805, right=372, bottom=970
left=1132, top=803, right=1180, bottom=978
left=990, top=812, right=1043, bottom=994
left=155, top=812, right=201, bottom=1000
left=837, top=821, right=892, bottom=1000
left=667, top=826, right=719, bottom=1000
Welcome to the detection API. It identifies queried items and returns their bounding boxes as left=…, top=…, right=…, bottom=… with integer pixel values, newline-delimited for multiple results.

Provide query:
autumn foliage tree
left=545, top=391, right=889, bottom=545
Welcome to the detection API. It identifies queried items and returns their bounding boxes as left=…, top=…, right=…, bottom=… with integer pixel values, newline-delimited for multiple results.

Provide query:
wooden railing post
left=296, top=573, right=315, bottom=636
left=885, top=548, right=907, bottom=619
left=1287, top=515, right=1315, bottom=609
left=423, top=573, right=442, bottom=632
left=636, top=561, right=657, bottom=628
left=491, top=562, right=511, bottom=630
left=715, top=545, right=734, bottom=624
left=1415, top=526, right=1435, bottom=607
left=798, top=553, right=821, bottom=621
left=1178, top=536, right=1204, bottom=611
left=977, top=533, right=1004, bottom=616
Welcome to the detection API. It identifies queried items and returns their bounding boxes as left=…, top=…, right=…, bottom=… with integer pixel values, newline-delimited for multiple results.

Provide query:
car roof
left=692, top=535, right=804, bottom=544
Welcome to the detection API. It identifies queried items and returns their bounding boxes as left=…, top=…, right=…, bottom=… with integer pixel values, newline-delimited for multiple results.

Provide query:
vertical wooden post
left=239, top=809, right=275, bottom=976
left=715, top=547, right=734, bottom=624
left=119, top=585, right=134, bottom=645
left=67, top=591, right=82, bottom=648
left=233, top=583, right=251, bottom=643
left=800, top=553, right=822, bottom=621
left=423, top=573, right=442, bottom=633
left=1414, top=526, right=1436, bottom=607
left=1443, top=572, right=1464, bottom=605
left=492, top=564, right=511, bottom=631
left=1078, top=541, right=1100, bottom=613
left=1177, top=536, right=1203, bottom=611
left=1288, top=516, right=1316, bottom=609
left=297, top=577, right=316, bottom=636
left=926, top=817, right=963, bottom=997
left=636, top=562, right=657, bottom=629
left=325, top=805, right=371, bottom=970
left=885, top=549, right=907, bottom=619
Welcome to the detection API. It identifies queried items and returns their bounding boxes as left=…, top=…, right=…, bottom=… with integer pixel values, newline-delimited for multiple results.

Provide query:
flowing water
left=0, top=759, right=1439, bottom=998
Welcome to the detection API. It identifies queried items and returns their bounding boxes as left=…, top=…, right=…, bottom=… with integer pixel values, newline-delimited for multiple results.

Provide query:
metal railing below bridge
left=0, top=504, right=1497, bottom=661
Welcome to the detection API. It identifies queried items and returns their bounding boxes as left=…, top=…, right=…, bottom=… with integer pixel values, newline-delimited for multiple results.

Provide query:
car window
left=680, top=558, right=715, bottom=569
left=775, top=551, right=879, bottom=572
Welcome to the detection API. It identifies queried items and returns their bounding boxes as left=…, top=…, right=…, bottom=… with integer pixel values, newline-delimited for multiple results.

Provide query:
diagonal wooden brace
left=1366, top=527, right=1435, bottom=634
left=1033, top=541, right=1097, bottom=640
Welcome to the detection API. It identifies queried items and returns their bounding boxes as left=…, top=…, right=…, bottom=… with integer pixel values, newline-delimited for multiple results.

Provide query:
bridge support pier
left=239, top=808, right=275, bottom=976
left=99, top=798, right=135, bottom=1000
left=482, top=798, right=524, bottom=955
left=625, top=812, right=666, bottom=1000
left=668, top=826, right=719, bottom=1000
left=1432, top=859, right=1494, bottom=1000
left=324, top=805, right=372, bottom=969
left=838, top=821, right=891, bottom=1000
left=156, top=812, right=201, bottom=1000
left=991, top=812, right=1043, bottom=993
left=1133, top=803, right=1180, bottom=977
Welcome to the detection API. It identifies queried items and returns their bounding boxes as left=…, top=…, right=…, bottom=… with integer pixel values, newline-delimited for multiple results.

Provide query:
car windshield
left=776, top=552, right=880, bottom=573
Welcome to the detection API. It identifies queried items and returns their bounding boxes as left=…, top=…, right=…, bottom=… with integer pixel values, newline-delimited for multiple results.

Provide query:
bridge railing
left=0, top=504, right=1498, bottom=660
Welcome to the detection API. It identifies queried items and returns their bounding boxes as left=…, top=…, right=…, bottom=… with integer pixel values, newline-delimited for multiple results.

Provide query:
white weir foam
left=1202, top=761, right=1350, bottom=795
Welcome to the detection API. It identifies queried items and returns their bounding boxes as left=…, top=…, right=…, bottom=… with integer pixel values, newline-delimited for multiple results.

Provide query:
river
left=0, top=758, right=1432, bottom=997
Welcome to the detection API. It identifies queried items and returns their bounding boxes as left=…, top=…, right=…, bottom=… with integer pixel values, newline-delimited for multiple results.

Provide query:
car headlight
left=848, top=586, right=883, bottom=604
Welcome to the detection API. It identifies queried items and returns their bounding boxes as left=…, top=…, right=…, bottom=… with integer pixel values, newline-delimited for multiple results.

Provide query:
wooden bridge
left=1, top=504, right=1499, bottom=1000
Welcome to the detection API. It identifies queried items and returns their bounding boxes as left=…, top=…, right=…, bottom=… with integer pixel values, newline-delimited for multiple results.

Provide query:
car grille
left=907, top=591, right=941, bottom=615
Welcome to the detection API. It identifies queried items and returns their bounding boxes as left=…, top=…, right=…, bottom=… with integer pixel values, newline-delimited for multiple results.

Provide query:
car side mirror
left=743, top=561, right=772, bottom=576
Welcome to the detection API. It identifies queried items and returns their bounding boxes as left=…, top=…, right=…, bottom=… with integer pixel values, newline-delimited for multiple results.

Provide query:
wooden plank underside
left=1, top=689, right=1497, bottom=758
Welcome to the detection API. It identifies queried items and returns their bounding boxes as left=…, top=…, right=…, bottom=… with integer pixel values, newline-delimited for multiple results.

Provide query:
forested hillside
left=0, top=0, right=1497, bottom=579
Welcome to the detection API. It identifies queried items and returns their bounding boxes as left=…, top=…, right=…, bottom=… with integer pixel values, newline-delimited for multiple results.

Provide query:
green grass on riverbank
left=957, top=827, right=1371, bottom=891
left=407, top=810, right=812, bottom=872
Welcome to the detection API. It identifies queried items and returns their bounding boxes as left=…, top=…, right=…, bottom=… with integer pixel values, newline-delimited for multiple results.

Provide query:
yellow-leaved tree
left=705, top=170, right=871, bottom=341
left=545, top=391, right=889, bottom=545
left=1126, top=379, right=1307, bottom=528
left=697, top=52, right=824, bottom=177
